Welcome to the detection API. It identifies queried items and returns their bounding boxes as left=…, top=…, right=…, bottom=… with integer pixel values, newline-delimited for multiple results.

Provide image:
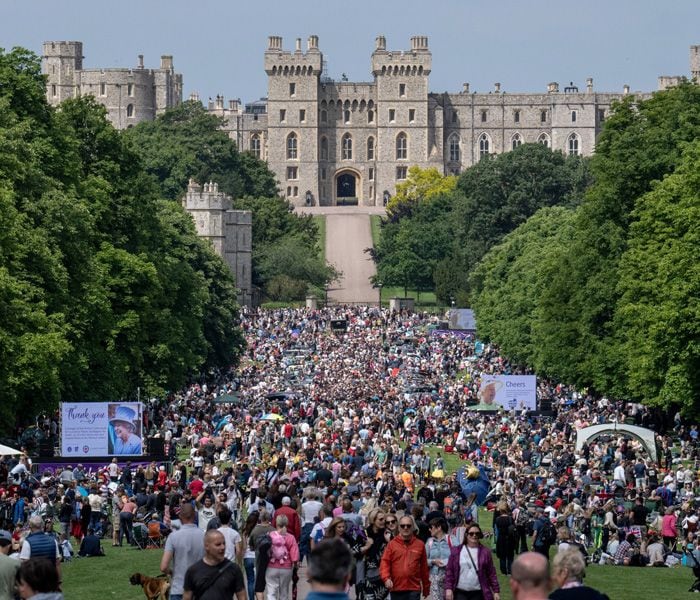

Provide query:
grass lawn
left=313, top=215, right=326, bottom=263
left=370, top=214, right=382, bottom=246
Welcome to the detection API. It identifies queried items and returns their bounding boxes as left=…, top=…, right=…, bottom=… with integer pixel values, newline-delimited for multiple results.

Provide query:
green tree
left=471, top=207, right=577, bottom=368
left=122, top=100, right=277, bottom=201
left=386, top=166, right=456, bottom=222
left=615, top=142, right=700, bottom=414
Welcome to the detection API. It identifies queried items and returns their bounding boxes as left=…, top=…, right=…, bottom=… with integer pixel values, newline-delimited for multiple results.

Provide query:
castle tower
left=42, top=41, right=83, bottom=105
left=182, top=179, right=253, bottom=306
left=691, top=45, right=700, bottom=81
left=265, top=35, right=323, bottom=205
left=371, top=36, right=432, bottom=199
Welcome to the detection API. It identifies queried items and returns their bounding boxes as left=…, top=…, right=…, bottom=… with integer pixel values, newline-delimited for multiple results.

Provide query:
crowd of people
left=0, top=306, right=698, bottom=600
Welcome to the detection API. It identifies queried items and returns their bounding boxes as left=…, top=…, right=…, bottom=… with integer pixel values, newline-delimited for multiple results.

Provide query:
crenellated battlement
left=264, top=35, right=323, bottom=75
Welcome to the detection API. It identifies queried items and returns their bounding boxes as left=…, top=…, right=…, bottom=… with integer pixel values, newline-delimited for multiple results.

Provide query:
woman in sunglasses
left=444, top=524, right=500, bottom=600
left=384, top=514, right=399, bottom=541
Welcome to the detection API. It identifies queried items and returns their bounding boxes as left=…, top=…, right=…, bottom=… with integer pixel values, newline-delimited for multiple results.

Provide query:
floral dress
left=358, top=528, right=389, bottom=600
left=426, top=535, right=452, bottom=600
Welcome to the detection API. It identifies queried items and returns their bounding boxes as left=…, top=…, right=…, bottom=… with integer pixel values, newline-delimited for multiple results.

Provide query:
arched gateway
left=575, top=423, right=659, bottom=463
left=335, top=170, right=360, bottom=205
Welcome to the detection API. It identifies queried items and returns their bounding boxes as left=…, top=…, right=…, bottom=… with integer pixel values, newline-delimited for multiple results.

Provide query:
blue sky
left=2, top=0, right=698, bottom=103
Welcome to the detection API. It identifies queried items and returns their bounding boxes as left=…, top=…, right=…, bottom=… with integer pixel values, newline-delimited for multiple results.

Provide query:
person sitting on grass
left=78, top=527, right=104, bottom=557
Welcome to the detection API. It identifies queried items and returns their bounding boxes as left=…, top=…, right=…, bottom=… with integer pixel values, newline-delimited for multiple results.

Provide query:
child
left=60, top=533, right=74, bottom=562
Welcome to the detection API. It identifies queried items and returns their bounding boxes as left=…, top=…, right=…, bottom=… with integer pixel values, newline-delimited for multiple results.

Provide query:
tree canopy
left=0, top=47, right=244, bottom=427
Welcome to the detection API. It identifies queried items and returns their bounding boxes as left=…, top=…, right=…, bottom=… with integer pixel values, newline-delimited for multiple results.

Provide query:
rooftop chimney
left=586, top=77, right=593, bottom=93
left=137, top=54, right=144, bottom=69
left=161, top=55, right=173, bottom=70
left=462, top=82, right=470, bottom=93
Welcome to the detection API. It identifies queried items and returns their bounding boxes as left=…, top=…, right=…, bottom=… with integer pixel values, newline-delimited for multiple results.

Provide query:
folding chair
left=131, top=524, right=148, bottom=550
left=146, top=521, right=163, bottom=549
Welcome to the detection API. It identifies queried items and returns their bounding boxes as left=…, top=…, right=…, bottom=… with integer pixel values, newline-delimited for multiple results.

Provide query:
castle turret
left=265, top=34, right=323, bottom=206
left=42, top=41, right=83, bottom=105
left=691, top=45, right=700, bottom=81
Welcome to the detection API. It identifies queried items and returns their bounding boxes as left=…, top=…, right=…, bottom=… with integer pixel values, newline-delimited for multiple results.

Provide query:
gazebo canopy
left=575, top=423, right=658, bottom=463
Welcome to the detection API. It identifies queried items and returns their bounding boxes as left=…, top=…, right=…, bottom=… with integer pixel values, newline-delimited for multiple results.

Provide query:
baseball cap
left=0, top=530, right=12, bottom=544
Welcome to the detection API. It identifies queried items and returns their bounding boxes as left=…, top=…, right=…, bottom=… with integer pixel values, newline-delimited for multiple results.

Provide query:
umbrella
left=211, top=393, right=241, bottom=405
left=0, top=443, right=22, bottom=455
left=260, top=413, right=284, bottom=422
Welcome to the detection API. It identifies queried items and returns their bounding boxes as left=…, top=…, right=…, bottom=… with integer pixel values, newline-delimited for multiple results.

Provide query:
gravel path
left=296, top=206, right=383, bottom=304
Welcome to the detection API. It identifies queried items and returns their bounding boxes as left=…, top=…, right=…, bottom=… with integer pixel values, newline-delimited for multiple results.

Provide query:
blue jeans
left=244, top=557, right=256, bottom=600
left=169, top=595, right=183, bottom=600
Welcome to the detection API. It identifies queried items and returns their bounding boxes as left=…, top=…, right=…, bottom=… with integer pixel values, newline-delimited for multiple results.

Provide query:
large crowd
left=0, top=306, right=699, bottom=600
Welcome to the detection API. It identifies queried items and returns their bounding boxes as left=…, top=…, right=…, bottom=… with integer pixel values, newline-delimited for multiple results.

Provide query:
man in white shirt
left=217, top=507, right=242, bottom=561
left=613, top=461, right=627, bottom=488
left=196, top=493, right=217, bottom=531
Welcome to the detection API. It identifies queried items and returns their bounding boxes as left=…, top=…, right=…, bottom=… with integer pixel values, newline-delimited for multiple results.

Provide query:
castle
left=42, top=41, right=183, bottom=127
left=42, top=38, right=699, bottom=208
left=181, top=180, right=253, bottom=307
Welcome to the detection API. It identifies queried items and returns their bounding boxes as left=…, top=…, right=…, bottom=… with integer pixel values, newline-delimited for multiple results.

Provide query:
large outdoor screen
left=476, top=375, right=537, bottom=411
left=60, top=402, right=144, bottom=457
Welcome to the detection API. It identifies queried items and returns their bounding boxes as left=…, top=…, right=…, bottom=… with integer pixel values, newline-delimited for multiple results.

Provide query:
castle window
left=321, top=168, right=326, bottom=180
left=320, top=136, right=328, bottom=160
left=100, top=82, right=106, bottom=96
left=286, top=166, right=298, bottom=180
left=481, top=110, right=487, bottom=123
left=342, top=133, right=353, bottom=160
left=396, top=166, right=408, bottom=180
left=571, top=110, right=577, bottom=123
left=368, top=109, right=374, bottom=123
left=127, top=83, right=134, bottom=96
left=126, top=104, right=134, bottom=118
left=321, top=109, right=327, bottom=123
left=399, top=83, right=406, bottom=97
left=389, top=109, right=396, bottom=123
left=538, top=133, right=550, bottom=148
left=367, top=136, right=375, bottom=160
left=479, top=133, right=490, bottom=158
left=300, top=109, right=306, bottom=123
left=598, top=108, right=605, bottom=122
left=51, top=65, right=55, bottom=74
left=452, top=110, right=458, bottom=123
left=396, top=132, right=408, bottom=160
left=293, top=186, right=298, bottom=197
left=286, top=132, right=298, bottom=159
left=287, top=186, right=292, bottom=197
left=511, top=133, right=522, bottom=150
left=409, top=109, right=415, bottom=123
left=449, top=134, right=460, bottom=162
left=344, top=109, right=351, bottom=124
left=289, top=82, right=296, bottom=97
left=514, top=110, right=521, bottom=123
left=51, top=84, right=57, bottom=97
left=250, top=134, right=261, bottom=158
left=541, top=110, right=547, bottom=123
left=568, top=133, right=580, bottom=156
left=369, top=167, right=374, bottom=181
left=280, top=109, right=286, bottom=123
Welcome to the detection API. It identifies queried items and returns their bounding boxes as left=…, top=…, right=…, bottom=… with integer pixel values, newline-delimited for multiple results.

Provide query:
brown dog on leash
left=129, top=573, right=170, bottom=600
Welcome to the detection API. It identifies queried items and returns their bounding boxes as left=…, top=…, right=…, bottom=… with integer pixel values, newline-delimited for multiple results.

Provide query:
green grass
left=62, top=543, right=163, bottom=599
left=313, top=215, right=326, bottom=263
left=370, top=214, right=382, bottom=246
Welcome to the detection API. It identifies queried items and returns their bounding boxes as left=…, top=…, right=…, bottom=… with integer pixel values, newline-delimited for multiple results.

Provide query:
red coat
left=379, top=535, right=430, bottom=595
left=273, top=505, right=301, bottom=541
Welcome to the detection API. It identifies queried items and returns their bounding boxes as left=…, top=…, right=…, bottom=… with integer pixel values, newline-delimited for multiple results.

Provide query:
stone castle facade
left=182, top=180, right=253, bottom=307
left=214, top=36, right=700, bottom=207
left=42, top=41, right=183, bottom=128
left=41, top=38, right=700, bottom=209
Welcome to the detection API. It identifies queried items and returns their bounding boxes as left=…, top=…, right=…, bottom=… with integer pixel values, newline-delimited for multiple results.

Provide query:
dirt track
left=296, top=206, right=383, bottom=305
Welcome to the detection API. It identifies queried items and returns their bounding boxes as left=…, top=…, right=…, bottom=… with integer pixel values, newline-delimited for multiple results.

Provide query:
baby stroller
left=687, top=546, right=700, bottom=592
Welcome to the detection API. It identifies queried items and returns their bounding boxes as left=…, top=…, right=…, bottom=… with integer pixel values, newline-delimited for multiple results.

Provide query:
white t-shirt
left=301, top=500, right=323, bottom=525
left=198, top=506, right=216, bottom=530
left=310, top=517, right=332, bottom=543
left=218, top=525, right=242, bottom=561
left=19, top=535, right=60, bottom=561
left=457, top=546, right=480, bottom=592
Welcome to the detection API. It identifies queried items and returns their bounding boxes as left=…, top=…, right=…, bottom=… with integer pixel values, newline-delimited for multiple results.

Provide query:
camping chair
left=146, top=521, right=163, bottom=549
left=131, top=523, right=148, bottom=550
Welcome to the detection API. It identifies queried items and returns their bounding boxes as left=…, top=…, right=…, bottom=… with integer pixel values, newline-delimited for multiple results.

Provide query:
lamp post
left=324, top=283, right=329, bottom=307
left=377, top=282, right=383, bottom=308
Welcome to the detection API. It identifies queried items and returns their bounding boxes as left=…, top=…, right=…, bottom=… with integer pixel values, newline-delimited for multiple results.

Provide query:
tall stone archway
left=334, top=169, right=361, bottom=205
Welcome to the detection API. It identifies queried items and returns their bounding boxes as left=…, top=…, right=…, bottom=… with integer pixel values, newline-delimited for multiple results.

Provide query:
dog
left=129, top=573, right=170, bottom=600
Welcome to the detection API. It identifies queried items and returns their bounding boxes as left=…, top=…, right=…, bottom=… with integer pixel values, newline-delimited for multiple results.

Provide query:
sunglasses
left=399, top=524, right=413, bottom=529
left=467, top=531, right=481, bottom=537
left=386, top=519, right=397, bottom=524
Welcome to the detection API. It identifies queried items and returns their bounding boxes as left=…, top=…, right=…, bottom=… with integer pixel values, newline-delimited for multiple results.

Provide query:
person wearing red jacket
left=274, top=496, right=301, bottom=541
left=379, top=515, right=430, bottom=600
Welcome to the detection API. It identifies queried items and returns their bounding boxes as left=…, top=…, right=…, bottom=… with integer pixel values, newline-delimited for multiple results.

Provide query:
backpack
left=536, top=518, right=557, bottom=547
left=269, top=531, right=289, bottom=564
left=515, top=508, right=530, bottom=528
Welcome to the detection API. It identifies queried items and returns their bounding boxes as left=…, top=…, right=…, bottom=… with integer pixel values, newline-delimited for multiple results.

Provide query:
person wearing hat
left=109, top=406, right=142, bottom=455
left=0, top=529, right=19, bottom=600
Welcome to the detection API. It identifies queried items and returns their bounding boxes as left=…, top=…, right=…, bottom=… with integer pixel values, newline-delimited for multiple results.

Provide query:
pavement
left=296, top=206, right=384, bottom=305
